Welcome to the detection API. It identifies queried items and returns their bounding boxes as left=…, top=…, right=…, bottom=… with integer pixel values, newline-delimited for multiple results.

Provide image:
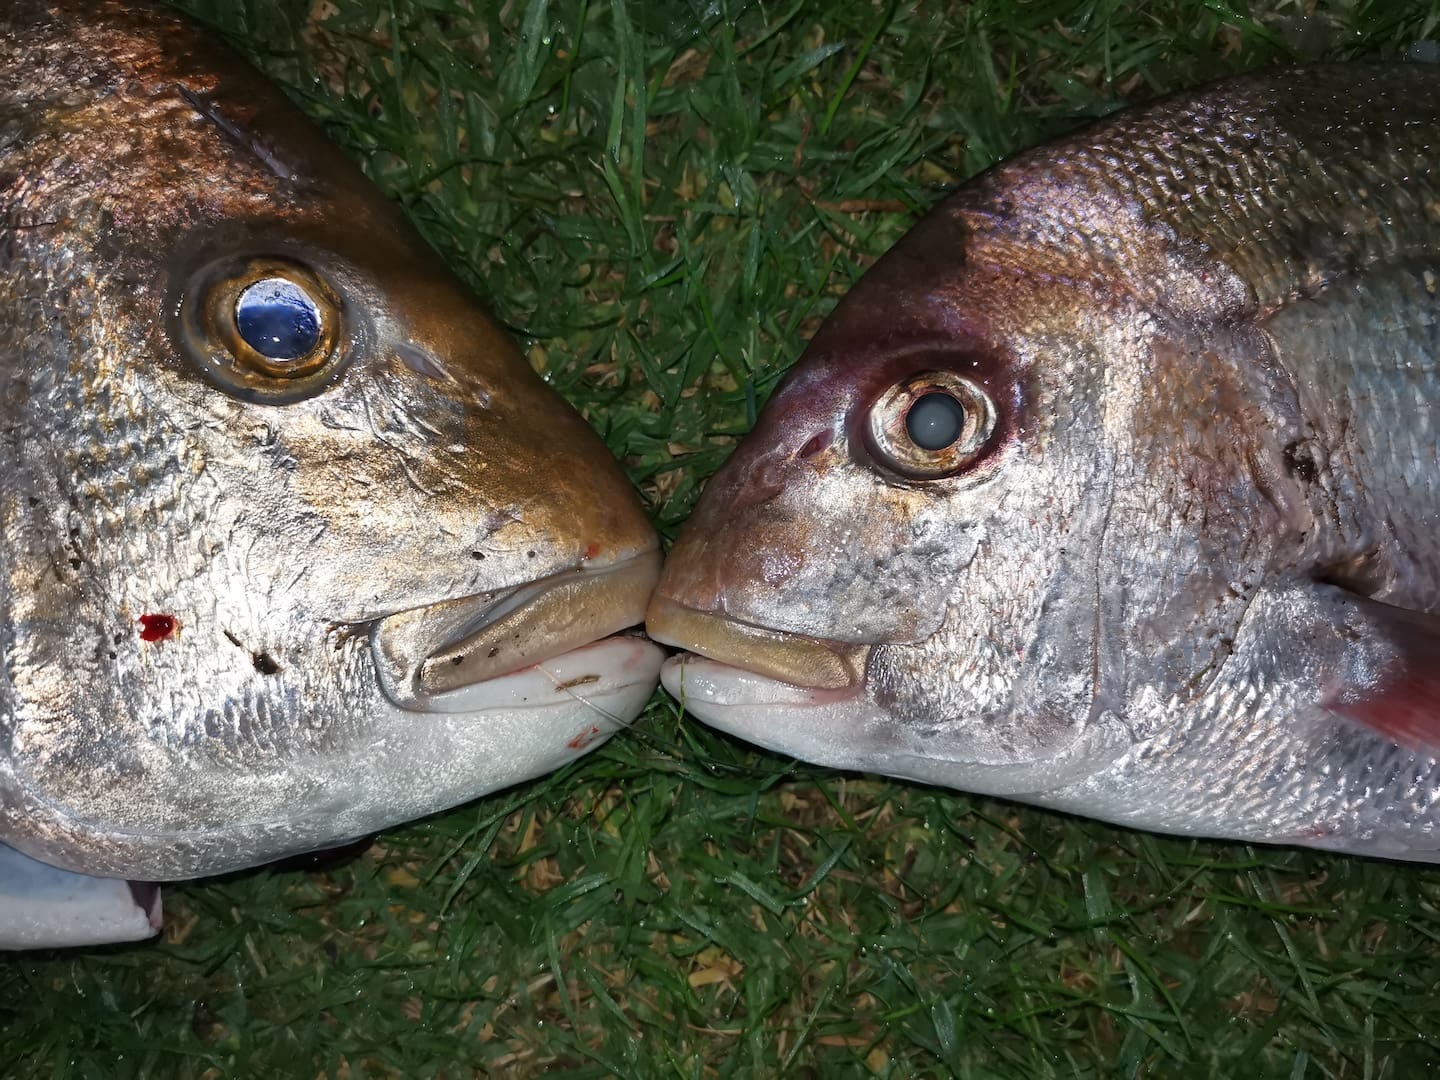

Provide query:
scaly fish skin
left=1, top=0, right=661, bottom=897
left=649, top=66, right=1440, bottom=861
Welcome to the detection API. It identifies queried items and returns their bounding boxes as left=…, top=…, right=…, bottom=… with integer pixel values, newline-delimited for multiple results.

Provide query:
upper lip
left=372, top=548, right=662, bottom=708
left=645, top=595, right=869, bottom=691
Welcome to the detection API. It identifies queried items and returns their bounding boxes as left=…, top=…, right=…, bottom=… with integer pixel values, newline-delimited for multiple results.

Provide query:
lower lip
left=659, top=652, right=864, bottom=707
left=416, top=635, right=664, bottom=715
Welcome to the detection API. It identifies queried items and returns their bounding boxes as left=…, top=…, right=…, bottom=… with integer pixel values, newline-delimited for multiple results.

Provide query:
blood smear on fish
left=138, top=614, right=176, bottom=642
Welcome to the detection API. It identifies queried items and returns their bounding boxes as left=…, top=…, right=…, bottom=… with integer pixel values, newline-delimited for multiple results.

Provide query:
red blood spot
left=567, top=725, right=602, bottom=750
left=138, top=614, right=176, bottom=642
left=583, top=542, right=601, bottom=561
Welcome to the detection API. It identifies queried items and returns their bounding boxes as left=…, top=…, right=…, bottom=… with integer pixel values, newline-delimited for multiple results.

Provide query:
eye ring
left=865, top=370, right=997, bottom=480
left=177, top=256, right=345, bottom=404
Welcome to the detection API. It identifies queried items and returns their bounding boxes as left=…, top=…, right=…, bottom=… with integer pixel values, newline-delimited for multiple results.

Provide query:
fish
left=648, top=65, right=1440, bottom=862
left=0, top=0, right=663, bottom=948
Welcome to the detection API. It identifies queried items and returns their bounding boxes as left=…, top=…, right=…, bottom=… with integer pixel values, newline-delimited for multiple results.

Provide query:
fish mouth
left=373, top=549, right=662, bottom=709
left=645, top=595, right=870, bottom=692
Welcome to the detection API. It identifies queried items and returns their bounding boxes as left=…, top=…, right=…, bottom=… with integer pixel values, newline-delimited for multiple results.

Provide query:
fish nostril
left=728, top=456, right=787, bottom=512
left=797, top=430, right=833, bottom=459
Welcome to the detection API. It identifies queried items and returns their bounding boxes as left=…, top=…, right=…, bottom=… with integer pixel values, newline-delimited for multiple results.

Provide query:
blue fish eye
left=906, top=392, right=965, bottom=451
left=235, top=277, right=322, bottom=361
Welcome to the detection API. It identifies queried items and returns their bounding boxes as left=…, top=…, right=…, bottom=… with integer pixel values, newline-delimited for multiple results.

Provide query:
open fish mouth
left=645, top=595, right=870, bottom=693
left=373, top=549, right=663, bottom=710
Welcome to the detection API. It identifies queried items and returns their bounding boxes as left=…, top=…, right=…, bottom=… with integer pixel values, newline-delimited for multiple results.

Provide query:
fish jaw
left=649, top=596, right=1128, bottom=796
left=2, top=629, right=664, bottom=883
left=659, top=653, right=1129, bottom=797
left=363, top=547, right=667, bottom=783
left=374, top=549, right=662, bottom=707
left=379, top=634, right=664, bottom=786
left=0, top=549, right=663, bottom=883
left=360, top=549, right=667, bottom=781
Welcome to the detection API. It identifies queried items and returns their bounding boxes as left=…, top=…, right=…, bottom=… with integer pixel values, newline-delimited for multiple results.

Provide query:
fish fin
left=1316, top=587, right=1440, bottom=753
left=0, top=843, right=161, bottom=950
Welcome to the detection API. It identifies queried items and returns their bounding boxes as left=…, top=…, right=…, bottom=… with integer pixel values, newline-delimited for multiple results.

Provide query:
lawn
left=6, top=0, right=1440, bottom=1075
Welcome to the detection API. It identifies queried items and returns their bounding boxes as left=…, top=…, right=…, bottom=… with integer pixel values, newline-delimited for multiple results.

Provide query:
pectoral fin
left=1313, top=585, right=1440, bottom=753
left=0, top=843, right=161, bottom=949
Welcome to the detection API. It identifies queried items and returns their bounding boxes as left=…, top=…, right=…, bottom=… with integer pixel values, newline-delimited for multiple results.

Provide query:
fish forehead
left=9, top=0, right=348, bottom=229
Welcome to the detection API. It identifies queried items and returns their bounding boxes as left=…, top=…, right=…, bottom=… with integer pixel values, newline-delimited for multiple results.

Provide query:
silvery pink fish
left=1, top=0, right=662, bottom=947
left=649, top=65, right=1440, bottom=862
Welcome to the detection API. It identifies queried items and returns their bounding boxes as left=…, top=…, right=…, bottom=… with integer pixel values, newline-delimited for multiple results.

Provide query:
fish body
left=1, top=0, right=661, bottom=946
left=650, top=65, right=1440, bottom=861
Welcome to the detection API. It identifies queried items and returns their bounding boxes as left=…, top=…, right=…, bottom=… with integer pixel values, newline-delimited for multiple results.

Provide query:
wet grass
left=7, top=0, right=1440, bottom=1075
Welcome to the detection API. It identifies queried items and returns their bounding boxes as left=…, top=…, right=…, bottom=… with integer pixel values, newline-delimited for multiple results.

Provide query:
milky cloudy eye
left=866, top=370, right=996, bottom=479
left=235, top=278, right=322, bottom=361
left=906, top=392, right=966, bottom=450
left=178, top=256, right=345, bottom=404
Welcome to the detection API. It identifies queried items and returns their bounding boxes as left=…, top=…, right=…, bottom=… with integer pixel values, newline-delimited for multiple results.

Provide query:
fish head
left=650, top=170, right=1299, bottom=799
left=1, top=2, right=661, bottom=879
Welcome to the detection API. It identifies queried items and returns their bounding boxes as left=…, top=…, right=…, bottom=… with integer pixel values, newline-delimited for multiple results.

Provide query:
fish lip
left=645, top=595, right=870, bottom=691
left=372, top=548, right=662, bottom=710
left=659, top=652, right=863, bottom=708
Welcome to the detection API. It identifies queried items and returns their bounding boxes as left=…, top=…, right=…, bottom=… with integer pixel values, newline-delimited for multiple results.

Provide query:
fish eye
left=906, top=392, right=965, bottom=450
left=178, top=256, right=345, bottom=404
left=865, top=370, right=996, bottom=479
left=235, top=278, right=322, bottom=361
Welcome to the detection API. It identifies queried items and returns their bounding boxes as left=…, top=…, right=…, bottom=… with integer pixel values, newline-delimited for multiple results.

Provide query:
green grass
left=7, top=0, right=1440, bottom=1075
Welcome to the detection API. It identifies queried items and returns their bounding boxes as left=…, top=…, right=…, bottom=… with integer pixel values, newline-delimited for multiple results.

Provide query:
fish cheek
left=5, top=601, right=378, bottom=843
left=858, top=335, right=1123, bottom=768
left=864, top=479, right=1110, bottom=768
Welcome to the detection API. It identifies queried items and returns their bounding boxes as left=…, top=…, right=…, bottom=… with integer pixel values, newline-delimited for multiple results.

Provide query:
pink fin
left=1320, top=591, right=1440, bottom=753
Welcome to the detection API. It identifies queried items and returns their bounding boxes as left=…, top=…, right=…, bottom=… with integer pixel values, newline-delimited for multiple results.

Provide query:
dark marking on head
left=252, top=651, right=280, bottom=675
left=394, top=341, right=453, bottom=383
left=1283, top=439, right=1319, bottom=484
left=224, top=629, right=243, bottom=649
left=1317, top=550, right=1388, bottom=600
left=555, top=674, right=601, bottom=691
left=176, top=85, right=296, bottom=181
left=139, top=614, right=176, bottom=642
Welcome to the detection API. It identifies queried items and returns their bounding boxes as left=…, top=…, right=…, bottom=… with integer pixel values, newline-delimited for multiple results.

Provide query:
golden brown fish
left=1, top=0, right=660, bottom=946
